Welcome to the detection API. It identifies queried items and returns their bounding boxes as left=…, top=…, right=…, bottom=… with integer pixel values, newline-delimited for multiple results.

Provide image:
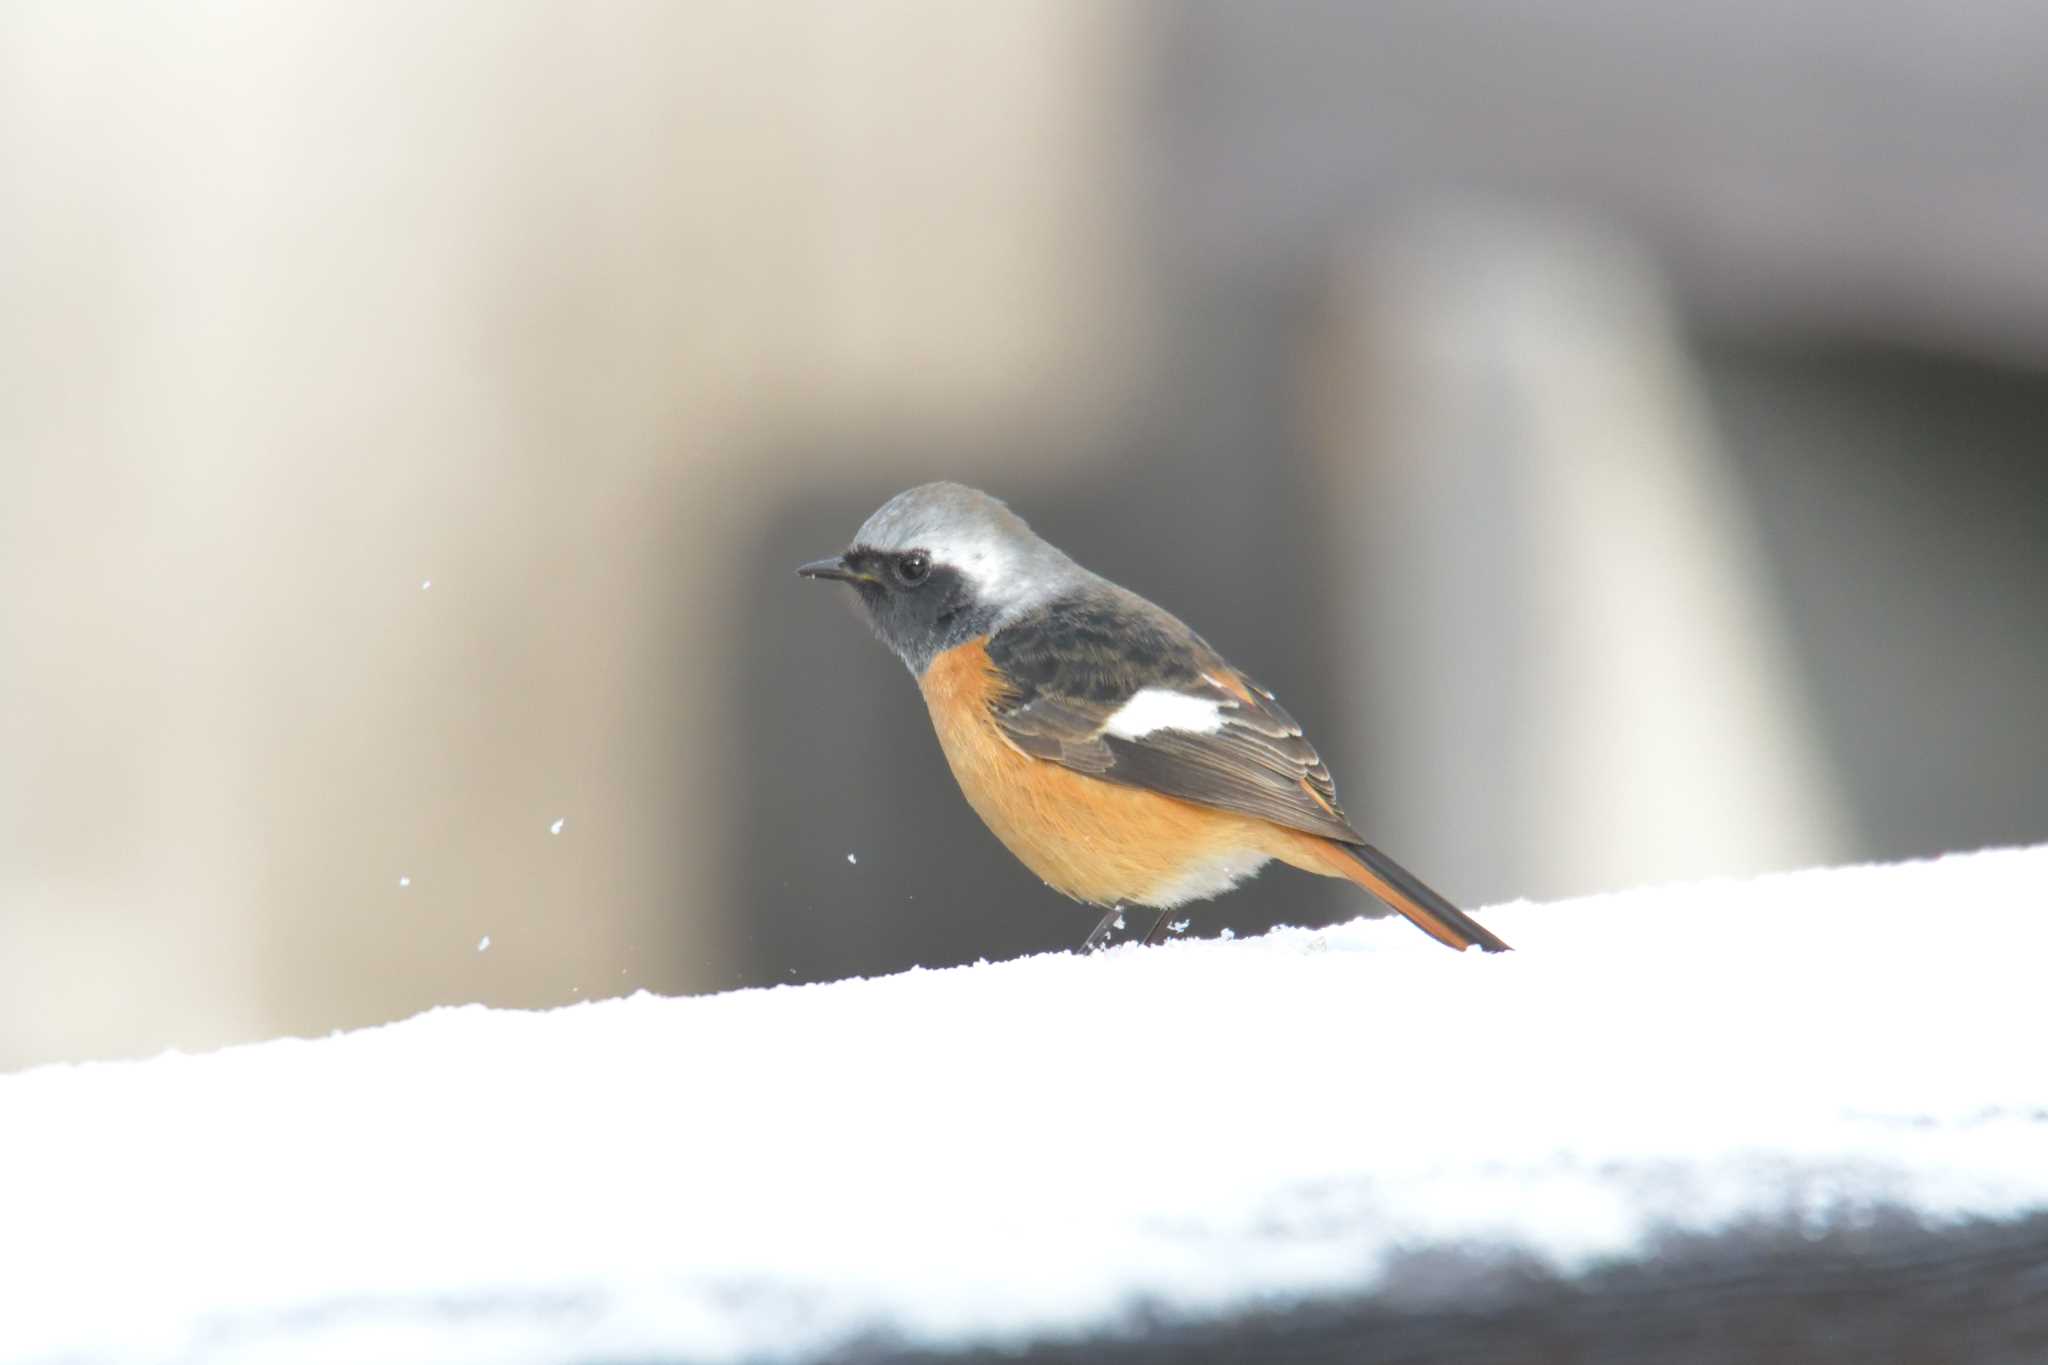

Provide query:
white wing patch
left=1101, top=688, right=1230, bottom=740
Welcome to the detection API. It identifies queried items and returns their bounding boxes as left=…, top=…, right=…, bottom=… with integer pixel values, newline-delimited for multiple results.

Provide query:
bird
left=797, top=482, right=1510, bottom=956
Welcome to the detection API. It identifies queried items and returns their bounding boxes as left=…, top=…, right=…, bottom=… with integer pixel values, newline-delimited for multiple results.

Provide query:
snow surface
left=3, top=846, right=2045, bottom=1364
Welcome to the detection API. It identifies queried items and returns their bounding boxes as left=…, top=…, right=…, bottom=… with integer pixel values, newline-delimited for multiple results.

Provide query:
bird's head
left=798, top=482, right=1079, bottom=674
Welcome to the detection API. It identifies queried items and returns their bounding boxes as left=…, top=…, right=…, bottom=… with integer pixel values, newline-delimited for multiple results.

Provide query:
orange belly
left=919, top=638, right=1307, bottom=907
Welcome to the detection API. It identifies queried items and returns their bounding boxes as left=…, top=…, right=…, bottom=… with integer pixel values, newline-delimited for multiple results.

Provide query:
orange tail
left=1280, top=834, right=1511, bottom=953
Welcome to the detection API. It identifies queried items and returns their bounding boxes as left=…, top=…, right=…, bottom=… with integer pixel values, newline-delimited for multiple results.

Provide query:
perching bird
left=798, top=483, right=1510, bottom=955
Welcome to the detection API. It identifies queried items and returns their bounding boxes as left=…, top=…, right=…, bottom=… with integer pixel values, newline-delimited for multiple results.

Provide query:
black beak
left=796, top=555, right=870, bottom=584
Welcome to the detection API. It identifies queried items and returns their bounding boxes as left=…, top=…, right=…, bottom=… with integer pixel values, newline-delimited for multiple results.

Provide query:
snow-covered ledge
left=5, top=847, right=2046, bottom=1364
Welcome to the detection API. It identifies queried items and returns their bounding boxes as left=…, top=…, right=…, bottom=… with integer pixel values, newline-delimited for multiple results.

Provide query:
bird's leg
left=1141, top=909, right=1175, bottom=946
left=1079, top=905, right=1127, bottom=954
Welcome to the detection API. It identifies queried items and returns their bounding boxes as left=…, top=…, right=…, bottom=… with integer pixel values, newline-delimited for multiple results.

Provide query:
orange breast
left=919, top=639, right=1286, bottom=908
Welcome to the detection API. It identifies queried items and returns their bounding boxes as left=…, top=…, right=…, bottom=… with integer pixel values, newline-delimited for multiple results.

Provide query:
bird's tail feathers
left=1318, top=839, right=1512, bottom=953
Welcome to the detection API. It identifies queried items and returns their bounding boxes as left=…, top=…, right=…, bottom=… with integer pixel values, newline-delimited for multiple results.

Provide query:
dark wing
left=983, top=592, right=1361, bottom=844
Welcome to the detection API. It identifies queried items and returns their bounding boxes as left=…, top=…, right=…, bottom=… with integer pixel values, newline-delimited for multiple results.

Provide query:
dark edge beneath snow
left=824, top=1208, right=2048, bottom=1365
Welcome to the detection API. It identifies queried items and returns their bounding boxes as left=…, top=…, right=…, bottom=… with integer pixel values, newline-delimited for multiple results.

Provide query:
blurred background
left=4, top=0, right=2045, bottom=1070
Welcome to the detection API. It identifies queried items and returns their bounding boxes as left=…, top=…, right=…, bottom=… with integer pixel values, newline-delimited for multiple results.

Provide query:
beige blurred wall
left=0, top=0, right=1148, bottom=1067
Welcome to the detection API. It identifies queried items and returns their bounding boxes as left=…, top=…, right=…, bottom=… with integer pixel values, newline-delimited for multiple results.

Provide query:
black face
left=807, top=545, right=993, bottom=675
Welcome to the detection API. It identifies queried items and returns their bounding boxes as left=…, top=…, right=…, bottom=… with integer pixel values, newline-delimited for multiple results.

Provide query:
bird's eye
left=894, top=551, right=931, bottom=587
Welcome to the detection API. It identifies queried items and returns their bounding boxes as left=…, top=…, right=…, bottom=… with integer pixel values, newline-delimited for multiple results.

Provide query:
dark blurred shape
left=1701, top=338, right=2048, bottom=859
